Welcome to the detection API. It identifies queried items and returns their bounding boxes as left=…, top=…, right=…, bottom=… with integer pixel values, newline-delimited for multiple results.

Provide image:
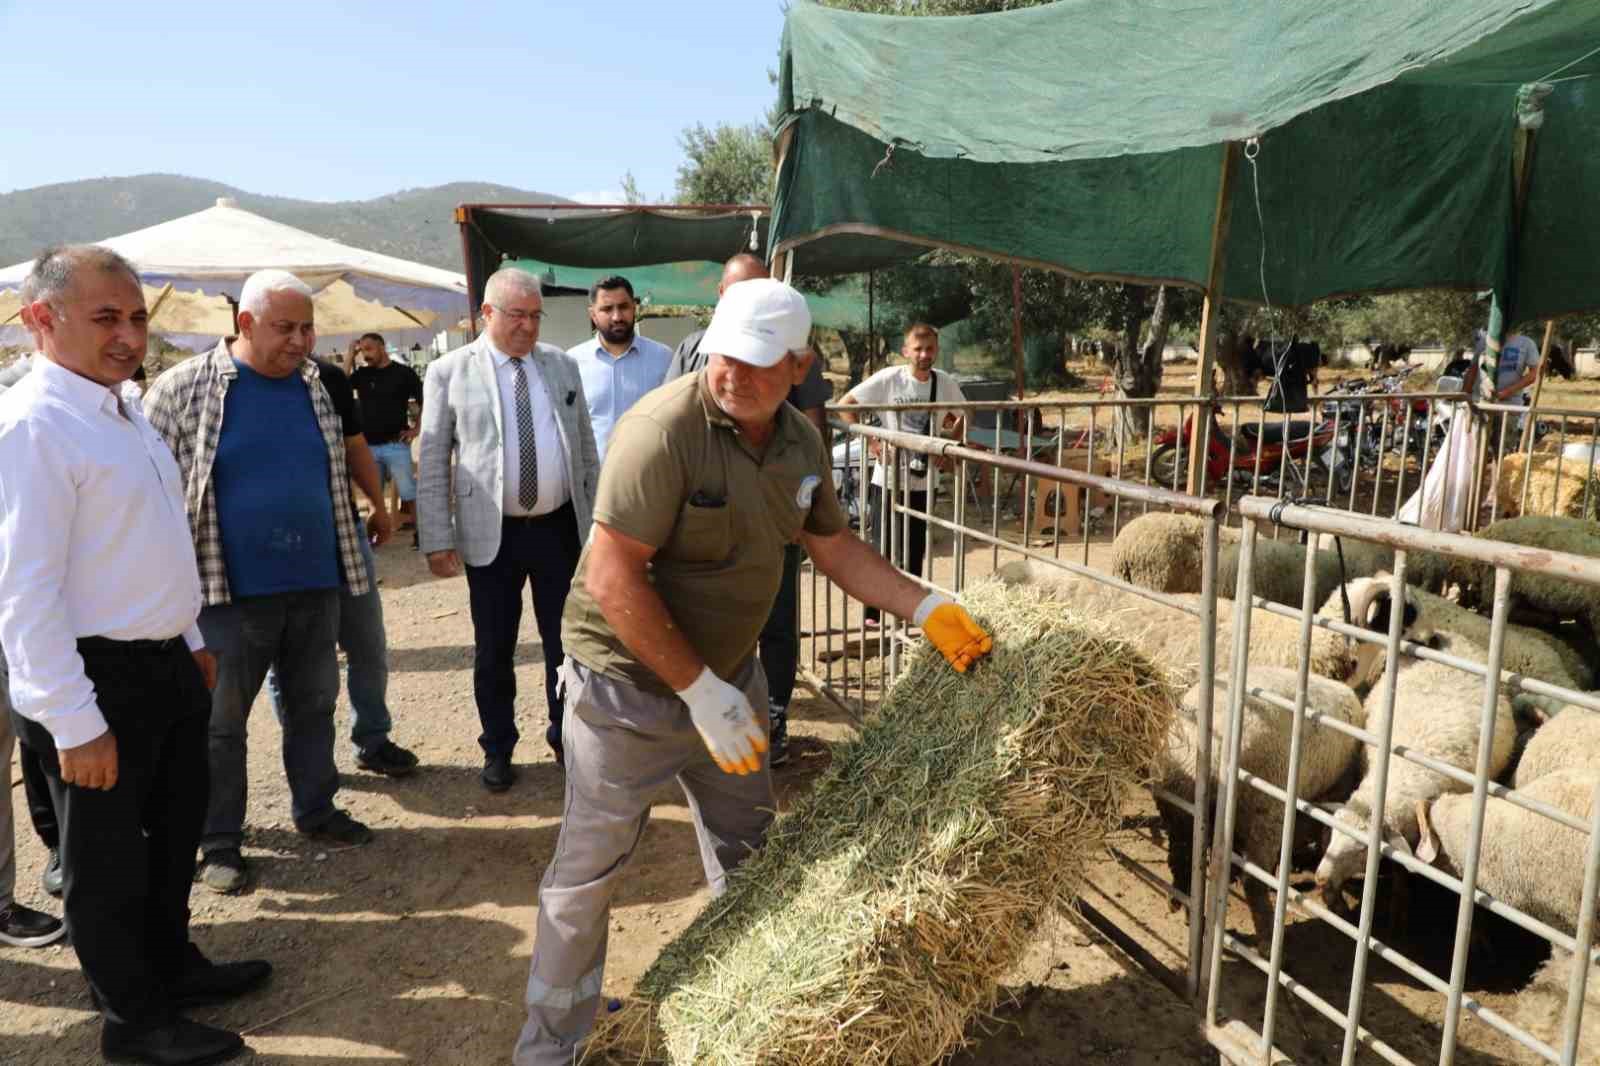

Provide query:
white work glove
left=676, top=666, right=768, bottom=775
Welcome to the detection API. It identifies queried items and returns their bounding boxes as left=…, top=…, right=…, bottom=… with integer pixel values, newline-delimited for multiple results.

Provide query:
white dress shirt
left=489, top=342, right=570, bottom=516
left=0, top=358, right=204, bottom=750
left=569, top=333, right=673, bottom=464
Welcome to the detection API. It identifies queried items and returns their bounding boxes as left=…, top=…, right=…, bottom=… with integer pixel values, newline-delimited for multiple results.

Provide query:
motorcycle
left=1150, top=402, right=1339, bottom=492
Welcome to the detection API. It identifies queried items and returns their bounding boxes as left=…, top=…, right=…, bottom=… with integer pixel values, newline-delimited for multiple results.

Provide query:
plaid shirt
left=143, top=340, right=371, bottom=606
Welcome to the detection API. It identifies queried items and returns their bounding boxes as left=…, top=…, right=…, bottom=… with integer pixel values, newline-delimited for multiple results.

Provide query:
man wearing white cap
left=512, top=278, right=993, bottom=1065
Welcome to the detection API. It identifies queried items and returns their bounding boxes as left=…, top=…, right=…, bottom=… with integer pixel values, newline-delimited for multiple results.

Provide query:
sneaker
left=41, top=848, right=63, bottom=898
left=197, top=849, right=249, bottom=895
left=769, top=706, right=790, bottom=769
left=0, top=901, right=65, bottom=948
left=356, top=740, right=419, bottom=777
left=300, top=810, right=373, bottom=847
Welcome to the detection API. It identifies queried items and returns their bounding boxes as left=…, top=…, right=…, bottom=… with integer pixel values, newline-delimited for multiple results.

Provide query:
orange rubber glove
left=913, top=593, right=993, bottom=673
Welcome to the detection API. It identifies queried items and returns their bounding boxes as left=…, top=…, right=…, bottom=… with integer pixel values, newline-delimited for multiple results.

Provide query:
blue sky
left=0, top=0, right=789, bottom=202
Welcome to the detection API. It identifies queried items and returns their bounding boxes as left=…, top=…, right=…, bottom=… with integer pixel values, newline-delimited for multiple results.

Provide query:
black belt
left=503, top=501, right=574, bottom=525
left=77, top=636, right=185, bottom=655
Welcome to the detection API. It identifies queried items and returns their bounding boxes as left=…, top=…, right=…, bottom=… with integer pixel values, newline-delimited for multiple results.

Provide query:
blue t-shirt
left=213, top=360, right=340, bottom=598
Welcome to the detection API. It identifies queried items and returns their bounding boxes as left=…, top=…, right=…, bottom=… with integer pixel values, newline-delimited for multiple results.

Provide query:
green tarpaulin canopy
left=771, top=0, right=1600, bottom=323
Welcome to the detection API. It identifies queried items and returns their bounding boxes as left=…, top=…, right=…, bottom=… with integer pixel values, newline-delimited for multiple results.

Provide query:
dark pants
left=759, top=544, right=802, bottom=710
left=18, top=738, right=59, bottom=850
left=866, top=485, right=929, bottom=619
left=14, top=638, right=210, bottom=1033
left=465, top=506, right=582, bottom=758
left=197, top=589, right=342, bottom=851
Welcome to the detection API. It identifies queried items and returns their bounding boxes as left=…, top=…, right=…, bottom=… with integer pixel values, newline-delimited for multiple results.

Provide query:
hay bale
left=1497, top=451, right=1600, bottom=521
left=998, top=560, right=1354, bottom=684
left=582, top=581, right=1176, bottom=1066
left=1463, top=517, right=1600, bottom=640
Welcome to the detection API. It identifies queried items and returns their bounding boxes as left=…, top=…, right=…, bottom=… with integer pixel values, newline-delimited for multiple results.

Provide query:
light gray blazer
left=416, top=338, right=599, bottom=566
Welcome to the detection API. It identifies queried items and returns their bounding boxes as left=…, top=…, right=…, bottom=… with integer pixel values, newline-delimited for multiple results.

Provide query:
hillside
left=0, top=175, right=572, bottom=271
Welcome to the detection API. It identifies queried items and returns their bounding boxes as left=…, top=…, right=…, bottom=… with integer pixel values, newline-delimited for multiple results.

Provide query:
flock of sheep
left=997, top=510, right=1600, bottom=1062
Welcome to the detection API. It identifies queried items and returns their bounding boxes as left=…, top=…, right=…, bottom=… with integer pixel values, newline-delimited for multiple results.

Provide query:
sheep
left=1416, top=768, right=1600, bottom=948
left=1461, top=516, right=1600, bottom=642
left=995, top=559, right=1354, bottom=685
left=1112, top=512, right=1451, bottom=606
left=1317, top=577, right=1592, bottom=697
left=1315, top=621, right=1518, bottom=898
left=1511, top=949, right=1600, bottom=1066
left=1156, top=666, right=1365, bottom=942
left=1108, top=513, right=1213, bottom=594
left=1516, top=709, right=1600, bottom=788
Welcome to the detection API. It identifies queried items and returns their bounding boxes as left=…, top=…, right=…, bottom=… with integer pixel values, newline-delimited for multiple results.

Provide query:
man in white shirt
left=839, top=323, right=968, bottom=620
left=0, top=245, right=269, bottom=1065
left=568, top=276, right=673, bottom=463
left=0, top=289, right=65, bottom=948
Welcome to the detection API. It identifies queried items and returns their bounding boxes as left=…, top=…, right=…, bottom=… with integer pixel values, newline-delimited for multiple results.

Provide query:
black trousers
left=18, top=738, right=59, bottom=850
left=14, top=637, right=210, bottom=1032
left=759, top=544, right=802, bottom=710
left=465, top=505, right=582, bottom=758
left=866, top=485, right=929, bottom=620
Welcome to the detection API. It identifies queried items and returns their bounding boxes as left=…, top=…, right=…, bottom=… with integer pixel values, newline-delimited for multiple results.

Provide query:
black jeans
left=465, top=506, right=582, bottom=758
left=18, top=738, right=58, bottom=850
left=759, top=544, right=802, bottom=710
left=866, top=484, right=929, bottom=620
left=14, top=637, right=210, bottom=1033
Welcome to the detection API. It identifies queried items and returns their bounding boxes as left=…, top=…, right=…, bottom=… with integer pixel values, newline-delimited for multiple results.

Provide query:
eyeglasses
left=489, top=305, right=545, bottom=324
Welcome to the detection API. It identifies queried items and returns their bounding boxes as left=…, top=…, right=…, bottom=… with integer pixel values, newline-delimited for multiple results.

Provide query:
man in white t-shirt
left=840, top=323, right=968, bottom=620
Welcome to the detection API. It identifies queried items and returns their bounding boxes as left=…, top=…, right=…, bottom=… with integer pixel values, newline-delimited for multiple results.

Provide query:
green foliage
left=674, top=122, right=774, bottom=206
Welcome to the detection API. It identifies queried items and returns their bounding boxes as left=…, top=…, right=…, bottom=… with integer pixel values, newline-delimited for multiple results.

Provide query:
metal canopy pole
left=456, top=206, right=481, bottom=338
left=1187, top=142, right=1241, bottom=496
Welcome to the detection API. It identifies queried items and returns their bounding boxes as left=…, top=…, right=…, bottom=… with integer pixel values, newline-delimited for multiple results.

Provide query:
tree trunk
left=1214, top=330, right=1254, bottom=396
left=1114, top=285, right=1166, bottom=439
left=839, top=330, right=871, bottom=388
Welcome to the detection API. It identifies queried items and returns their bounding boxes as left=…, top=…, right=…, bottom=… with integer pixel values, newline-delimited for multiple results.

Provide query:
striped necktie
left=512, top=359, right=538, bottom=510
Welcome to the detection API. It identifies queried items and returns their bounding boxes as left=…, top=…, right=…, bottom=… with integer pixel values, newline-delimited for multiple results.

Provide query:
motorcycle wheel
left=1150, top=443, right=1184, bottom=488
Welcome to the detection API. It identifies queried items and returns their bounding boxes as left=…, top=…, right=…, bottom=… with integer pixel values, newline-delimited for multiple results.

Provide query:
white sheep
left=1511, top=949, right=1600, bottom=1066
left=1416, top=769, right=1600, bottom=948
left=1157, top=666, right=1365, bottom=942
left=995, top=559, right=1355, bottom=685
left=1315, top=626, right=1518, bottom=897
left=1516, top=709, right=1600, bottom=788
left=1318, top=576, right=1590, bottom=726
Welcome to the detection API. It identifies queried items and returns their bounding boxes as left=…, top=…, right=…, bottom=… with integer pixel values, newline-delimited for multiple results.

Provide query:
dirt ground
left=6, top=370, right=1592, bottom=1062
left=0, top=529, right=1219, bottom=1065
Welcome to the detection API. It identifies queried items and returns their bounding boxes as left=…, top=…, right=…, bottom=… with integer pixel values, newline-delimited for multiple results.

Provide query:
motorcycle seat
left=1237, top=420, right=1316, bottom=445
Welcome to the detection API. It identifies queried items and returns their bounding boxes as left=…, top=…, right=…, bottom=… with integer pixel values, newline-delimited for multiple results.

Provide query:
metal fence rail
left=1206, top=497, right=1600, bottom=1066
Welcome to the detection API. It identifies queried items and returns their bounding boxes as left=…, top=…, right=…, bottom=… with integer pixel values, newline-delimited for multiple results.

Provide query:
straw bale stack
left=1496, top=451, right=1600, bottom=521
left=582, top=580, right=1176, bottom=1066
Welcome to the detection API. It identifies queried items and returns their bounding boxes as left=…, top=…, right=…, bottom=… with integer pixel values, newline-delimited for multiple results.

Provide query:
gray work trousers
left=513, top=658, right=774, bottom=1066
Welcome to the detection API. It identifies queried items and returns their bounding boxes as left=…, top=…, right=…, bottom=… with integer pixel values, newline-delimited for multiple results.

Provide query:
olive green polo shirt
left=562, top=371, right=847, bottom=695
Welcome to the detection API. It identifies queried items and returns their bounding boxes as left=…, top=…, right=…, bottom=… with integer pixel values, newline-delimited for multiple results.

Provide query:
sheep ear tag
left=1413, top=799, right=1437, bottom=864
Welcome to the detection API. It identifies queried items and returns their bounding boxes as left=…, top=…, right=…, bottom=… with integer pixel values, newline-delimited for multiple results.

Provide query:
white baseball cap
left=699, top=278, right=812, bottom=368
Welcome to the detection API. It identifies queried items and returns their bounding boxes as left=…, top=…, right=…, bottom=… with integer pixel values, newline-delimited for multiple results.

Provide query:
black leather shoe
left=169, top=957, right=273, bottom=1009
left=102, top=1017, right=244, bottom=1065
left=0, top=901, right=65, bottom=948
left=41, top=848, right=63, bottom=897
left=481, top=754, right=516, bottom=792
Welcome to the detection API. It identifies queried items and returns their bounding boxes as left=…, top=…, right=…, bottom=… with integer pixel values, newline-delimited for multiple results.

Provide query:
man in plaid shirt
left=144, top=270, right=374, bottom=895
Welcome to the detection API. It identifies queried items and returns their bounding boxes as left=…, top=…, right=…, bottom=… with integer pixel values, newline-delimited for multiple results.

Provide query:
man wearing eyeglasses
left=416, top=268, right=599, bottom=788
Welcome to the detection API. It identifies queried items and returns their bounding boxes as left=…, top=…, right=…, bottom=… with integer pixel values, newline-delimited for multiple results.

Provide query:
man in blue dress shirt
left=567, top=276, right=672, bottom=464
